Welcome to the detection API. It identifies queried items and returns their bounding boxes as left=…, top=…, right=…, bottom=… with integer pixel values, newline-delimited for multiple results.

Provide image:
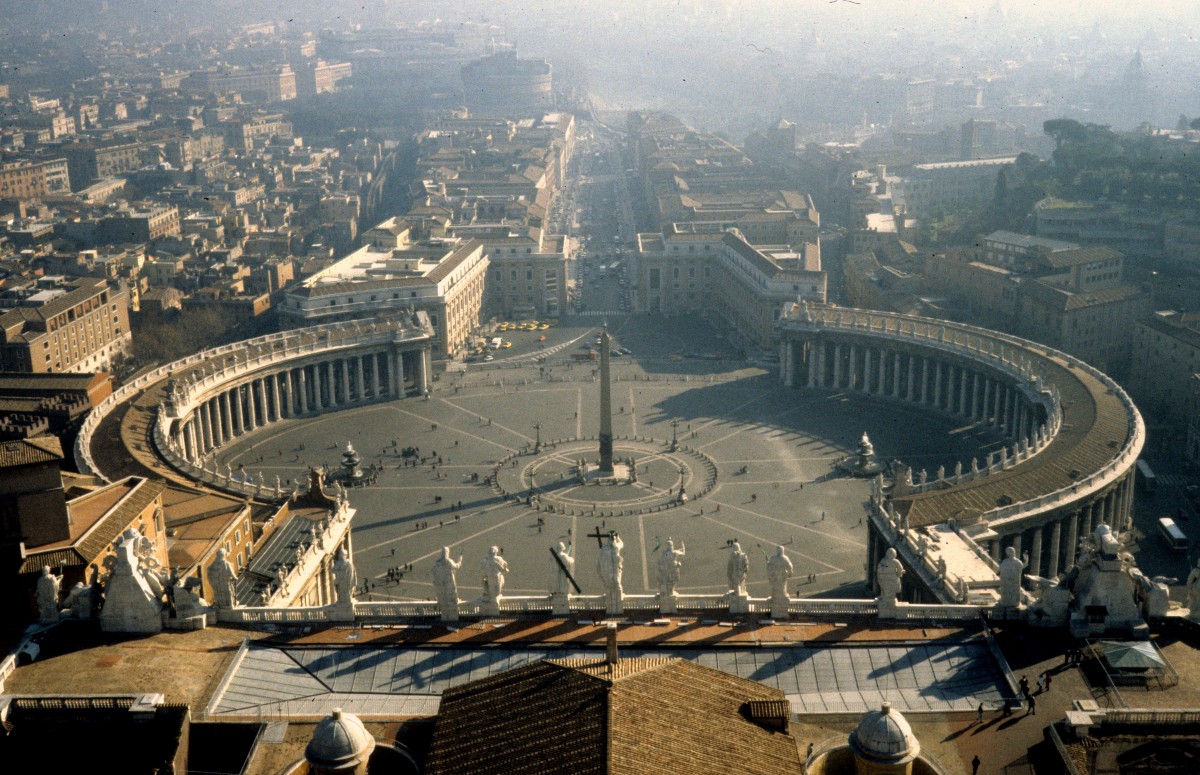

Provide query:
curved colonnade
left=76, top=317, right=433, bottom=497
left=776, top=303, right=1144, bottom=602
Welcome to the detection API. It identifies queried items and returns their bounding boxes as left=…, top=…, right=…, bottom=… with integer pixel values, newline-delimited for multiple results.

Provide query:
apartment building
left=633, top=225, right=825, bottom=348
left=0, top=277, right=131, bottom=373
left=280, top=218, right=488, bottom=358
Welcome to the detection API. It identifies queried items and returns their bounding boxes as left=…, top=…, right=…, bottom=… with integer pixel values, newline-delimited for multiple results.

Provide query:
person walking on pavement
left=1026, top=693, right=1037, bottom=715
left=972, top=754, right=981, bottom=775
left=976, top=703, right=984, bottom=724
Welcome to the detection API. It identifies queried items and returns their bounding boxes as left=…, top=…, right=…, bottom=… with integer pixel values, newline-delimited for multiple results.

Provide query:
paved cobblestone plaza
left=214, top=315, right=1007, bottom=604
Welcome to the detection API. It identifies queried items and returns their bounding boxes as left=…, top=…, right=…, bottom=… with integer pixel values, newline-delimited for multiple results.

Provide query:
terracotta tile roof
left=74, top=477, right=165, bottom=561
left=425, top=657, right=803, bottom=775
left=0, top=435, right=63, bottom=467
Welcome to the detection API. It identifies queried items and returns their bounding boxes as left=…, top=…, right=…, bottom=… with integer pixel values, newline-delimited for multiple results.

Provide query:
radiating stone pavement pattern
left=209, top=639, right=1008, bottom=718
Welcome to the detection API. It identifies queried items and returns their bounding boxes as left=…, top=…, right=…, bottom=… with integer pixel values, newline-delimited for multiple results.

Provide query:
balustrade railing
left=208, top=592, right=993, bottom=625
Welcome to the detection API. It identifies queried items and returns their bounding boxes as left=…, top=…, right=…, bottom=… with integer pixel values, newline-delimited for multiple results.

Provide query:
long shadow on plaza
left=648, top=382, right=1006, bottom=475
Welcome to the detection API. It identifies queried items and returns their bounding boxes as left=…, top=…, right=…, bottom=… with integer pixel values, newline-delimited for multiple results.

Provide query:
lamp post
left=670, top=418, right=679, bottom=452
left=534, top=420, right=543, bottom=453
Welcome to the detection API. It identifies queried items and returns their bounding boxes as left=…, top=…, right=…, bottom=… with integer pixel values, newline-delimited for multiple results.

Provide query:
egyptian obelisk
left=598, top=327, right=614, bottom=472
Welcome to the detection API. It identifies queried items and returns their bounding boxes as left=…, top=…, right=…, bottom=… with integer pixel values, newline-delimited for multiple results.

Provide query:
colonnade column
left=1065, top=512, right=1080, bottom=570
left=211, top=399, right=224, bottom=447
left=297, top=367, right=308, bottom=413
left=1048, top=520, right=1062, bottom=579
left=221, top=390, right=233, bottom=440
left=185, top=421, right=198, bottom=462
left=807, top=342, right=818, bottom=388
left=232, top=387, right=244, bottom=435
left=272, top=374, right=282, bottom=421
left=862, top=346, right=871, bottom=393
left=196, top=403, right=210, bottom=452
left=959, top=367, right=969, bottom=417
left=313, top=363, right=324, bottom=411
left=933, top=361, right=943, bottom=409
left=370, top=355, right=381, bottom=398
left=340, top=359, right=350, bottom=404
left=833, top=344, right=843, bottom=388
left=921, top=358, right=930, bottom=405
left=891, top=353, right=901, bottom=399
left=356, top=356, right=366, bottom=401
left=1029, top=526, right=1043, bottom=577
left=907, top=356, right=916, bottom=401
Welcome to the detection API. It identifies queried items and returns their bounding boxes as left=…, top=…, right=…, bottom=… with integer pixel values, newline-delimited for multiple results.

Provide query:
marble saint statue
left=727, top=541, right=749, bottom=596
left=656, top=539, right=686, bottom=597
left=876, top=548, right=905, bottom=603
left=549, top=541, right=575, bottom=596
left=36, top=566, right=62, bottom=624
left=766, top=546, right=793, bottom=603
left=207, top=548, right=238, bottom=609
left=1186, top=559, right=1200, bottom=620
left=332, top=547, right=357, bottom=605
left=998, top=546, right=1025, bottom=608
left=480, top=546, right=509, bottom=603
left=598, top=533, right=624, bottom=611
left=431, top=547, right=463, bottom=617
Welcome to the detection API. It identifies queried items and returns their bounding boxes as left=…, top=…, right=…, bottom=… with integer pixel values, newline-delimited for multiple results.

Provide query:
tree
left=1043, top=118, right=1087, bottom=148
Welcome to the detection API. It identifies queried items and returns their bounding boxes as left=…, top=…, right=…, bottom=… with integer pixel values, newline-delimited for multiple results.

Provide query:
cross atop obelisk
left=598, top=327, right=614, bottom=473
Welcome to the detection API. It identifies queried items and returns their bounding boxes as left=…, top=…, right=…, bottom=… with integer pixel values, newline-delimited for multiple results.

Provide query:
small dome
left=849, top=701, right=919, bottom=764
left=306, top=708, right=376, bottom=770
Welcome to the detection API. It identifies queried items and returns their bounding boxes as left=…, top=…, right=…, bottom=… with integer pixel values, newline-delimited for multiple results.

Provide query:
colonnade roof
left=896, top=351, right=1126, bottom=527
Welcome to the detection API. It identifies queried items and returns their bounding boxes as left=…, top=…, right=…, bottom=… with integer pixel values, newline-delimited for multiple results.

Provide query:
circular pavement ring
left=491, top=438, right=718, bottom=515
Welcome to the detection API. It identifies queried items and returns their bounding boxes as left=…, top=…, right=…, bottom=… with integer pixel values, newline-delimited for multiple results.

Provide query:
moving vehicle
left=1136, top=459, right=1157, bottom=492
left=1158, top=516, right=1188, bottom=552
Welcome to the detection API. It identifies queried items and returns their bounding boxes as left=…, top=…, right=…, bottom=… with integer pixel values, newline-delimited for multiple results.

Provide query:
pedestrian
left=1044, top=673, right=1052, bottom=692
left=1036, top=674, right=1044, bottom=693
left=976, top=703, right=984, bottom=724
left=391, top=548, right=396, bottom=557
left=1018, top=675, right=1029, bottom=696
left=1027, top=694, right=1036, bottom=715
left=972, top=755, right=981, bottom=775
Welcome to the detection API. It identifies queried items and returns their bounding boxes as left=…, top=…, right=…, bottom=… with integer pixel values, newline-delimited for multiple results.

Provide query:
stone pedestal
left=551, top=592, right=571, bottom=615
left=770, top=596, right=790, bottom=620
left=330, top=600, right=356, bottom=623
left=876, top=596, right=899, bottom=620
left=481, top=597, right=501, bottom=617
left=658, top=594, right=677, bottom=615
left=729, top=592, right=751, bottom=615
